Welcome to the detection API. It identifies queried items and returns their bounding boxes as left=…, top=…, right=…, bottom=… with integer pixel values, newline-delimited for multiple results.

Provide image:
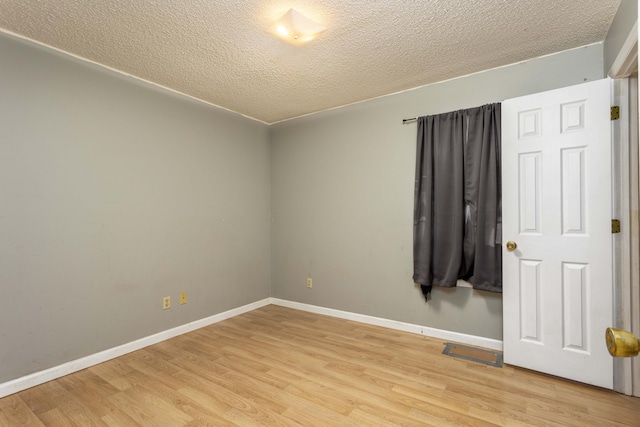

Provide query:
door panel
left=502, top=79, right=613, bottom=389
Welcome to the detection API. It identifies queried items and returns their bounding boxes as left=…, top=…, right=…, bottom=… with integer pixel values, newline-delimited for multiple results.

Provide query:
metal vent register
left=442, top=343, right=503, bottom=368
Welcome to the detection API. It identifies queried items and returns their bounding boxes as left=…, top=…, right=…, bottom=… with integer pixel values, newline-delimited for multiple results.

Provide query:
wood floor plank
left=56, top=369, right=122, bottom=420
left=37, top=407, right=75, bottom=426
left=13, top=380, right=71, bottom=417
left=2, top=304, right=639, bottom=426
left=100, top=408, right=146, bottom=427
left=348, top=407, right=432, bottom=427
left=0, top=407, right=13, bottom=427
left=0, top=394, right=46, bottom=426
left=172, top=361, right=297, bottom=425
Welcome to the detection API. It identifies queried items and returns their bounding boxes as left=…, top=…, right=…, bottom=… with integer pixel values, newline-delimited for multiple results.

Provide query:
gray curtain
left=413, top=104, right=501, bottom=301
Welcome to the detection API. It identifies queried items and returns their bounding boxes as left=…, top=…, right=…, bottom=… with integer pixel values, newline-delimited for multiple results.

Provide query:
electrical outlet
left=163, top=296, right=170, bottom=309
left=307, top=277, right=312, bottom=288
left=180, top=292, right=187, bottom=305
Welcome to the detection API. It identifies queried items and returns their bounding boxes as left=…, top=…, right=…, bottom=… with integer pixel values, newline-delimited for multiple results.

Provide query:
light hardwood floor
left=1, top=305, right=639, bottom=426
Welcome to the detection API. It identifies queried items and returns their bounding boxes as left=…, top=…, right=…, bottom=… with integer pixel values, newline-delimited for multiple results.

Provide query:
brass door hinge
left=611, top=106, right=620, bottom=120
left=612, top=219, right=621, bottom=233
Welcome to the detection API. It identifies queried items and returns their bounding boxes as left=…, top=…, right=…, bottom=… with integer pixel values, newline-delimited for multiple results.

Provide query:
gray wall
left=0, top=33, right=271, bottom=383
left=270, top=44, right=605, bottom=341
left=603, top=0, right=638, bottom=75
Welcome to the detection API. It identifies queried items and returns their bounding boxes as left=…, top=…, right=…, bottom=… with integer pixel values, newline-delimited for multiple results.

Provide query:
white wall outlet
left=180, top=292, right=187, bottom=305
left=307, top=277, right=312, bottom=288
left=163, top=296, right=170, bottom=309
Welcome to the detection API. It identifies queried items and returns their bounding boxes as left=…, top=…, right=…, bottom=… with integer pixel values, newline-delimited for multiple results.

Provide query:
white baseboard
left=270, top=298, right=503, bottom=351
left=0, top=298, right=271, bottom=399
left=1, top=297, right=502, bottom=399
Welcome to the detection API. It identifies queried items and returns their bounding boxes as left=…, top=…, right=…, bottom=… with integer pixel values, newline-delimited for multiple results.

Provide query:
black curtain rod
left=404, top=102, right=502, bottom=124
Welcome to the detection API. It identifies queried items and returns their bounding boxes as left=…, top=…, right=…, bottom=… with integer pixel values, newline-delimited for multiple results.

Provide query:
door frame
left=608, top=17, right=638, bottom=396
left=611, top=77, right=636, bottom=396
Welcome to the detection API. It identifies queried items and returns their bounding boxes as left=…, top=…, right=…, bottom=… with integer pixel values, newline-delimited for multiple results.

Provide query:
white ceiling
left=0, top=0, right=622, bottom=124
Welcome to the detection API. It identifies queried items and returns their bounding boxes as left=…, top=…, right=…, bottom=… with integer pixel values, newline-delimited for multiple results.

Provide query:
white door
left=502, top=79, right=613, bottom=389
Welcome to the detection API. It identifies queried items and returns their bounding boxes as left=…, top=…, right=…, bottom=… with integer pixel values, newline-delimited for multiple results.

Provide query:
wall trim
left=0, top=298, right=271, bottom=399
left=608, top=20, right=638, bottom=79
left=0, top=297, right=502, bottom=399
left=270, top=298, right=503, bottom=351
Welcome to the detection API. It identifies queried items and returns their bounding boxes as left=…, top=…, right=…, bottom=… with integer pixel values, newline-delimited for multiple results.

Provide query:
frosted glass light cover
left=268, top=9, right=326, bottom=44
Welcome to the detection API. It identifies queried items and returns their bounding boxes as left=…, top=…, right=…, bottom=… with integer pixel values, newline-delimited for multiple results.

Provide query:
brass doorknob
left=506, top=241, right=517, bottom=251
left=606, top=328, right=640, bottom=357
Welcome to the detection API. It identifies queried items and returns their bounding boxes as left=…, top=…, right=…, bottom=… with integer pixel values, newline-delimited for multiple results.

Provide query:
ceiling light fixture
left=268, top=9, right=326, bottom=45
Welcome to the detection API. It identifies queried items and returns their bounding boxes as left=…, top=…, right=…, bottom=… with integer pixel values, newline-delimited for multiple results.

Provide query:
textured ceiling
left=0, top=0, right=622, bottom=124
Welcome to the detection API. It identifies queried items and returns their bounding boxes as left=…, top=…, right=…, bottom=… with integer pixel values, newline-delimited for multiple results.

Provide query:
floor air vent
left=442, top=343, right=503, bottom=368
